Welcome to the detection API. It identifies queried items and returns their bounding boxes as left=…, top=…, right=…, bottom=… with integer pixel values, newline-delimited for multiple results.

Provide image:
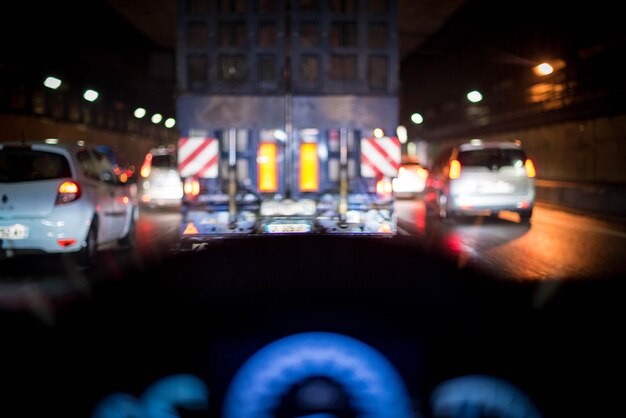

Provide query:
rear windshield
left=0, top=149, right=72, bottom=183
left=458, top=148, right=526, bottom=168
left=151, top=153, right=177, bottom=168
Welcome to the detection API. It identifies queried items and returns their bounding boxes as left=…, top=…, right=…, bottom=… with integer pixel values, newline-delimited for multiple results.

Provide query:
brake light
left=140, top=154, right=152, bottom=178
left=449, top=160, right=461, bottom=179
left=56, top=181, right=81, bottom=205
left=57, top=239, right=76, bottom=247
left=299, top=143, right=319, bottom=192
left=376, top=177, right=393, bottom=200
left=525, top=159, right=536, bottom=178
left=183, top=177, right=200, bottom=197
left=258, top=142, right=278, bottom=192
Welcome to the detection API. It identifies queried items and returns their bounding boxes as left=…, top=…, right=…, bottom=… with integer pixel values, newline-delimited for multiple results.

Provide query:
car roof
left=0, top=140, right=93, bottom=155
left=148, top=145, right=176, bottom=155
left=457, top=141, right=524, bottom=152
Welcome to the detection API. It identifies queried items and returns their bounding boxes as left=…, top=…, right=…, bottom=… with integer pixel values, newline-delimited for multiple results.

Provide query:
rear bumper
left=0, top=205, right=92, bottom=254
left=448, top=191, right=535, bottom=213
left=179, top=207, right=396, bottom=247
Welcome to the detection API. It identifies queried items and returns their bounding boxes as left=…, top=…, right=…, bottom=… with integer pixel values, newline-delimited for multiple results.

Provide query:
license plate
left=479, top=181, right=514, bottom=194
left=0, top=224, right=29, bottom=240
left=267, top=223, right=310, bottom=233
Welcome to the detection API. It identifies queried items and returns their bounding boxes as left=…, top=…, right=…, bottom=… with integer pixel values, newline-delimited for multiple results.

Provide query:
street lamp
left=83, top=89, right=99, bottom=102
left=44, top=76, right=62, bottom=90
left=534, top=63, right=554, bottom=76
left=134, top=107, right=147, bottom=118
left=467, top=90, right=483, bottom=103
left=410, top=113, right=423, bottom=124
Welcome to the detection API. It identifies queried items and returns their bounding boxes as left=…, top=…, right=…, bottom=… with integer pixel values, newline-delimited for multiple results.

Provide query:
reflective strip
left=258, top=142, right=278, bottom=192
left=178, top=137, right=219, bottom=178
left=360, top=137, right=400, bottom=178
left=299, top=143, right=319, bottom=192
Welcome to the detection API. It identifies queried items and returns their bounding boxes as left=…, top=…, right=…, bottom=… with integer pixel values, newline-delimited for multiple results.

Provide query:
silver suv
left=425, top=140, right=536, bottom=222
left=138, top=146, right=183, bottom=208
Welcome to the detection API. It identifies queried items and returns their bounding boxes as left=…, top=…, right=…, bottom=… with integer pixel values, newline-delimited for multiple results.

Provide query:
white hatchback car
left=0, top=141, right=137, bottom=267
left=424, top=140, right=536, bottom=222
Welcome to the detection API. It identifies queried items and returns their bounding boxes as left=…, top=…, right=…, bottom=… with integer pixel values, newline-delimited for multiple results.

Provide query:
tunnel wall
left=489, top=115, right=626, bottom=184
left=0, top=115, right=166, bottom=167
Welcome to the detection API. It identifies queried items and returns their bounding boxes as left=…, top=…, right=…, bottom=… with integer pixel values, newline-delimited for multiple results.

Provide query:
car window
left=458, top=149, right=526, bottom=168
left=77, top=149, right=101, bottom=181
left=0, top=148, right=71, bottom=182
left=151, top=153, right=177, bottom=169
left=92, top=150, right=118, bottom=183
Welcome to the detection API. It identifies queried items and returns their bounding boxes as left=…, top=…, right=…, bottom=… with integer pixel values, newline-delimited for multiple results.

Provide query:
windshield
left=458, top=149, right=526, bottom=168
left=0, top=149, right=72, bottom=182
left=150, top=153, right=177, bottom=169
left=1, top=1, right=625, bottom=418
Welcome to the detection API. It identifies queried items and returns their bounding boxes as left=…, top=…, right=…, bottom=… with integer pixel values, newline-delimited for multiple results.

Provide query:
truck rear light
left=258, top=142, right=278, bottom=192
left=525, top=159, right=536, bottom=178
left=140, top=154, right=152, bottom=178
left=56, top=181, right=81, bottom=205
left=449, top=159, right=461, bottom=179
left=299, top=143, right=319, bottom=192
left=183, top=177, right=200, bottom=197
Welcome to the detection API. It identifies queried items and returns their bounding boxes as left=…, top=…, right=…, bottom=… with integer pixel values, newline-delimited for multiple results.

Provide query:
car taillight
left=525, top=159, right=536, bottom=178
left=56, top=181, right=81, bottom=205
left=376, top=177, right=393, bottom=200
left=140, top=154, right=152, bottom=178
left=57, top=239, right=76, bottom=247
left=183, top=177, right=200, bottom=198
left=258, top=142, right=278, bottom=192
left=299, top=143, right=319, bottom=192
left=449, top=159, right=461, bottom=179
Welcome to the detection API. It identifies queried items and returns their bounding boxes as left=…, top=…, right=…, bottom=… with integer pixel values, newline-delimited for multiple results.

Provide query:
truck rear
left=175, top=0, right=400, bottom=247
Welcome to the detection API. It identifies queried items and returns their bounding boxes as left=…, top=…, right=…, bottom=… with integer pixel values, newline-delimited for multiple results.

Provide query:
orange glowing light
left=449, top=160, right=461, bottom=179
left=258, top=142, right=278, bottom=192
left=525, top=159, right=536, bottom=178
left=299, top=143, right=319, bottom=192
left=183, top=222, right=199, bottom=235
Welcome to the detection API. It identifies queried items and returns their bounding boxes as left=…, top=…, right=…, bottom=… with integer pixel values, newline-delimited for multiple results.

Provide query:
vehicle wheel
left=77, top=221, right=98, bottom=269
left=519, top=208, right=533, bottom=223
left=118, top=209, right=136, bottom=248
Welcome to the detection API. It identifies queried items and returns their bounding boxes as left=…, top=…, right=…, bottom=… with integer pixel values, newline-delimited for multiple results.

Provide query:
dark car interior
left=2, top=235, right=624, bottom=418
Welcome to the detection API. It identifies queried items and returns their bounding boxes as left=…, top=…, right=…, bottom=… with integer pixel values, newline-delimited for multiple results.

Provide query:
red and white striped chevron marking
left=360, top=136, right=401, bottom=178
left=178, top=137, right=219, bottom=178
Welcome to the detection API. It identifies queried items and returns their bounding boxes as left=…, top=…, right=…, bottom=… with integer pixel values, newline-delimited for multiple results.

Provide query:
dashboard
left=2, top=235, right=623, bottom=417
